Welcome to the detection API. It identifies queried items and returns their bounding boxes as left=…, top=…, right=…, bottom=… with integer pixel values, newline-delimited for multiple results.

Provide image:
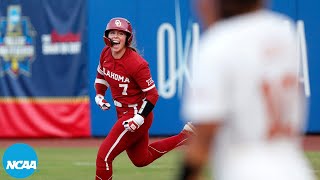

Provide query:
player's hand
left=122, top=114, right=144, bottom=132
left=95, top=94, right=111, bottom=111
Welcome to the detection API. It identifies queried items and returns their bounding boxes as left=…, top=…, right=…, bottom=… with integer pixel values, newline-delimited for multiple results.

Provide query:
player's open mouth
left=112, top=40, right=120, bottom=45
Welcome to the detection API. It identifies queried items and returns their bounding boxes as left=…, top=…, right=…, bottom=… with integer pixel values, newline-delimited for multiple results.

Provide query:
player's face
left=108, top=30, right=127, bottom=55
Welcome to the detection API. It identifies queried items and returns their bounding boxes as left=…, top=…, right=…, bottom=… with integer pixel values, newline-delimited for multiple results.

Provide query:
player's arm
left=94, top=64, right=111, bottom=110
left=122, top=62, right=159, bottom=132
left=134, top=62, right=159, bottom=117
left=95, top=64, right=109, bottom=95
left=180, top=41, right=228, bottom=179
left=138, top=87, right=158, bottom=117
left=179, top=122, right=221, bottom=180
left=94, top=48, right=111, bottom=110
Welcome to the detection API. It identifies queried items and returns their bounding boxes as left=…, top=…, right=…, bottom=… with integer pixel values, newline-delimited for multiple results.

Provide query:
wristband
left=138, top=100, right=155, bottom=117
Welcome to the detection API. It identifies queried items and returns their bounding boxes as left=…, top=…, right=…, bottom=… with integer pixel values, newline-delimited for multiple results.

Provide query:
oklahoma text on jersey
left=103, top=68, right=130, bottom=83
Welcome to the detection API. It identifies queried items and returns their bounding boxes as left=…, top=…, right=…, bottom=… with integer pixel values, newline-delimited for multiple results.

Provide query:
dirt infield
left=0, top=135, right=319, bottom=151
left=303, top=135, right=320, bottom=151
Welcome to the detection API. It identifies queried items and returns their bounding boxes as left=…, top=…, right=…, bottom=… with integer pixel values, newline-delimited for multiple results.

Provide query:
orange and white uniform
left=183, top=10, right=315, bottom=180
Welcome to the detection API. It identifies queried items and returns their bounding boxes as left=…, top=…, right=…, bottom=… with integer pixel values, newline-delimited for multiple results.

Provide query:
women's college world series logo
left=0, top=5, right=36, bottom=77
left=2, top=143, right=38, bottom=178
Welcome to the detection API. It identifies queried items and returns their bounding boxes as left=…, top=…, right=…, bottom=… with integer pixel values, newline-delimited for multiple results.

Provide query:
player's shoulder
left=125, top=48, right=148, bottom=67
left=99, top=46, right=111, bottom=62
left=262, top=11, right=297, bottom=37
left=261, top=10, right=295, bottom=24
left=101, top=46, right=111, bottom=55
left=239, top=10, right=295, bottom=38
left=203, top=10, right=295, bottom=49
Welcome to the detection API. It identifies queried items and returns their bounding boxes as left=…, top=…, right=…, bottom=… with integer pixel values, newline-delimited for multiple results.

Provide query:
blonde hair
left=127, top=30, right=139, bottom=53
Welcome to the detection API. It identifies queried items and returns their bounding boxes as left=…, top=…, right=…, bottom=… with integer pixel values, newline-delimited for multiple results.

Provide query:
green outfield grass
left=0, top=148, right=319, bottom=180
left=306, top=152, right=320, bottom=180
left=0, top=147, right=181, bottom=180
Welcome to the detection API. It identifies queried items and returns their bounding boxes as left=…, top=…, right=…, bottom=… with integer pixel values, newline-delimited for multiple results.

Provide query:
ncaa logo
left=2, top=143, right=38, bottom=178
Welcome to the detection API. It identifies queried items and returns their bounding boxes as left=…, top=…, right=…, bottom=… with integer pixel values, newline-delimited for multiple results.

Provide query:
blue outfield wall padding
left=88, top=0, right=320, bottom=136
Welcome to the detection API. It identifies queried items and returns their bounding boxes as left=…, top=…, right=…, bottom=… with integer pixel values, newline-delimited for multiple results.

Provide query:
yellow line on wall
left=0, top=96, right=89, bottom=104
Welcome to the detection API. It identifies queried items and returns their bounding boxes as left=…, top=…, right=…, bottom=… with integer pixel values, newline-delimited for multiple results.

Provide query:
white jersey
left=183, top=10, right=315, bottom=180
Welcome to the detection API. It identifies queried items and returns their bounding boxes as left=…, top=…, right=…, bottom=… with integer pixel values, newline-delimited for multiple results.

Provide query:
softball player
left=94, top=17, right=195, bottom=180
left=180, top=0, right=316, bottom=180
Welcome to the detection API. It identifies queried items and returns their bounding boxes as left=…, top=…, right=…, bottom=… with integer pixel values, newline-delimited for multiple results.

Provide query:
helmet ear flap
left=103, top=36, right=113, bottom=46
left=103, top=30, right=113, bottom=46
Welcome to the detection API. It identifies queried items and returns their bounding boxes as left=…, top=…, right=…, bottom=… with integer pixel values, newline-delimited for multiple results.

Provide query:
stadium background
left=0, top=0, right=318, bottom=138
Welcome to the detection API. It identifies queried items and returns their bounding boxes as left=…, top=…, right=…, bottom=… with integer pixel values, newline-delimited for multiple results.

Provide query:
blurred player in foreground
left=94, top=17, right=195, bottom=180
left=179, top=0, right=316, bottom=179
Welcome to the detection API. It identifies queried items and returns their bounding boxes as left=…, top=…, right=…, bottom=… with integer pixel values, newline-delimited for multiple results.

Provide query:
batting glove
left=122, top=114, right=144, bottom=132
left=95, top=94, right=111, bottom=111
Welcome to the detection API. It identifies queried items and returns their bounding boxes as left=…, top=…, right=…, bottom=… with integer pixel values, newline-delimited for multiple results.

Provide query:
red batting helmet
left=103, top=17, right=133, bottom=46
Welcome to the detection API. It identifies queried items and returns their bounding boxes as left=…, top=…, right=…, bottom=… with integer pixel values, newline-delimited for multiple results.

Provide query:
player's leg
left=95, top=111, right=152, bottom=180
left=147, top=121, right=196, bottom=153
left=95, top=119, right=131, bottom=180
left=126, top=115, right=195, bottom=167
